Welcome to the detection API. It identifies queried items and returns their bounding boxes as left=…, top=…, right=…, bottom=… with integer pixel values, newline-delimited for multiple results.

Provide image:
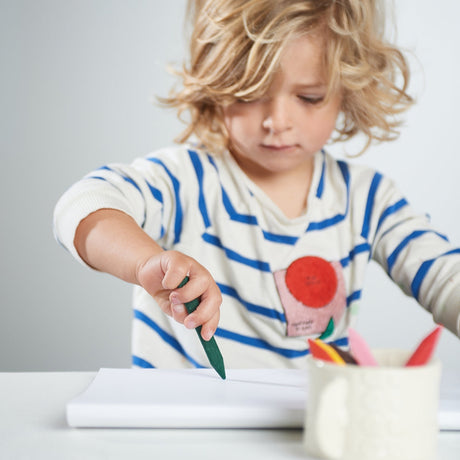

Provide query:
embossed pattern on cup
left=304, top=349, right=441, bottom=460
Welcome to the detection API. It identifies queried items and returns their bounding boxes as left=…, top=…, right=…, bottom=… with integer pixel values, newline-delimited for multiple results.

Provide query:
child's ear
left=215, top=104, right=229, bottom=133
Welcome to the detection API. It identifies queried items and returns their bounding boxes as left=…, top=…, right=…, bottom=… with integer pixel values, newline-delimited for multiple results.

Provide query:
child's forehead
left=281, top=34, right=325, bottom=64
left=273, top=34, right=328, bottom=82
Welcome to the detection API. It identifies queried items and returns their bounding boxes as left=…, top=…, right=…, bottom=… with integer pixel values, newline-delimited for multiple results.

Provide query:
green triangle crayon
left=178, top=277, right=226, bottom=379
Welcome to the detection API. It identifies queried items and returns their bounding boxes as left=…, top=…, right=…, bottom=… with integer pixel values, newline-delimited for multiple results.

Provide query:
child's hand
left=136, top=250, right=222, bottom=341
left=73, top=210, right=221, bottom=339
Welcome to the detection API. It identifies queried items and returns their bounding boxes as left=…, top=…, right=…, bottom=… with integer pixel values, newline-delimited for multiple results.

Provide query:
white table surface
left=1, top=372, right=459, bottom=460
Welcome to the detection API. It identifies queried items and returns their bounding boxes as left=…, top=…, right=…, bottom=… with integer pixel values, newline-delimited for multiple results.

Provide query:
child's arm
left=74, top=208, right=222, bottom=341
left=369, top=175, right=460, bottom=338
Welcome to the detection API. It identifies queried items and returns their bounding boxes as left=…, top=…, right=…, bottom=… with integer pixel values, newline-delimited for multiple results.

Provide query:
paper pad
left=66, top=368, right=460, bottom=430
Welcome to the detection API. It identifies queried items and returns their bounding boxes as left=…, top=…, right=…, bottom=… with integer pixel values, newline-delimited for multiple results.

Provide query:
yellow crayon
left=313, top=339, right=346, bottom=365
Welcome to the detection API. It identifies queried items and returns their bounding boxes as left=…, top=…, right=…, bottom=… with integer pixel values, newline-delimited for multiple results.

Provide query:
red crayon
left=405, top=325, right=442, bottom=367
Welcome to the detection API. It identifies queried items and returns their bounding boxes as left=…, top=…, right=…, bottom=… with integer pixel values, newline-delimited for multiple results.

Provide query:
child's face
left=223, top=34, right=341, bottom=178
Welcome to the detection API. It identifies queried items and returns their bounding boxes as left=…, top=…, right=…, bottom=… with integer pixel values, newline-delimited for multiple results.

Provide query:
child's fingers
left=168, top=261, right=218, bottom=307
left=200, top=311, right=220, bottom=342
left=170, top=299, right=189, bottom=324
left=183, top=285, right=222, bottom=334
left=157, top=250, right=222, bottom=332
left=172, top=276, right=210, bottom=305
left=161, top=260, right=191, bottom=291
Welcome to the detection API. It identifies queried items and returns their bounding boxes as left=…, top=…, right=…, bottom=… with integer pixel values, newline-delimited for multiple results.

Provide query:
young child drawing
left=54, top=0, right=460, bottom=369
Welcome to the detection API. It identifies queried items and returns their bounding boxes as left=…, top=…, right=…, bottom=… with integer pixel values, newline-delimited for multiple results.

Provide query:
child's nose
left=263, top=97, right=292, bottom=134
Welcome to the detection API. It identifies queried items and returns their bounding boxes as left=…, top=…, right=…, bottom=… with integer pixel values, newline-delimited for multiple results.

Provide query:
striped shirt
left=53, top=145, right=460, bottom=369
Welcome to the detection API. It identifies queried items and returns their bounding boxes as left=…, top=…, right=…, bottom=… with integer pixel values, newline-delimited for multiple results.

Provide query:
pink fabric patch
left=274, top=257, right=346, bottom=337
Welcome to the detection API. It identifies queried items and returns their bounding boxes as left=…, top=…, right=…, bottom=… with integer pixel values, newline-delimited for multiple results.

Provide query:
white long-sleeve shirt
left=54, top=145, right=460, bottom=369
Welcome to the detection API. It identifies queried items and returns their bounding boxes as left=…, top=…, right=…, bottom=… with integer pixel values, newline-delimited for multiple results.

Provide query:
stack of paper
left=67, top=368, right=460, bottom=430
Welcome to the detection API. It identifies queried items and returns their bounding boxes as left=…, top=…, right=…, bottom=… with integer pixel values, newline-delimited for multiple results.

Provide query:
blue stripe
left=94, top=166, right=143, bottom=194
left=221, top=187, right=258, bottom=224
left=387, top=230, right=449, bottom=274
left=86, top=175, right=108, bottom=182
left=202, top=233, right=271, bottom=272
left=361, top=173, right=383, bottom=239
left=340, top=243, right=371, bottom=268
left=316, top=151, right=326, bottom=198
left=87, top=168, right=147, bottom=227
left=146, top=182, right=163, bottom=203
left=411, top=248, right=460, bottom=300
left=261, top=230, right=298, bottom=245
left=217, top=282, right=286, bottom=322
left=307, top=160, right=350, bottom=232
left=215, top=328, right=348, bottom=358
left=307, top=213, right=345, bottom=231
left=207, top=152, right=218, bottom=170
left=206, top=155, right=258, bottom=225
left=133, top=309, right=205, bottom=369
left=346, top=290, right=361, bottom=305
left=376, top=198, right=408, bottom=234
left=207, top=152, right=302, bottom=246
left=132, top=355, right=155, bottom=368
left=188, top=149, right=211, bottom=228
left=145, top=181, right=165, bottom=237
left=90, top=170, right=162, bottom=207
left=338, top=160, right=350, bottom=197
left=147, top=158, right=183, bottom=244
left=123, top=176, right=142, bottom=194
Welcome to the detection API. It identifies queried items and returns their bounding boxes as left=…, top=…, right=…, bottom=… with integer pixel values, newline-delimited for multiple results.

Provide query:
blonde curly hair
left=162, top=0, right=413, bottom=153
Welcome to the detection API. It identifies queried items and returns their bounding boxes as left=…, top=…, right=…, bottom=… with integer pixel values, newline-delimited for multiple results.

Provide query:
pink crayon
left=348, top=328, right=378, bottom=366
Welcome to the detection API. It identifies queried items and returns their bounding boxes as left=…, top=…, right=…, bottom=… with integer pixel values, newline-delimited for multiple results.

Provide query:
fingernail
left=202, top=330, right=213, bottom=341
left=184, top=317, right=196, bottom=329
left=170, top=293, right=180, bottom=305
left=172, top=303, right=186, bottom=315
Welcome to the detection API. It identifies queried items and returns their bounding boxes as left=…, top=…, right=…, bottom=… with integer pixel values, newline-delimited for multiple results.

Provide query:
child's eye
left=235, top=98, right=258, bottom=105
left=298, top=95, right=325, bottom=105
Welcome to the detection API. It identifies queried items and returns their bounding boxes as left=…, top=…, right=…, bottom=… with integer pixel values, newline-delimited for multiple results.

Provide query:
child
left=54, top=0, right=460, bottom=369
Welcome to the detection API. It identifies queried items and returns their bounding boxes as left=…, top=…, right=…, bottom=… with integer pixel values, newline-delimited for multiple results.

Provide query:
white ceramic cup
left=303, top=349, right=441, bottom=460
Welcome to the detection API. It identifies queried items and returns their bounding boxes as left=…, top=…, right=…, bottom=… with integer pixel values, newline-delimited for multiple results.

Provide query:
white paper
left=67, top=368, right=307, bottom=428
left=66, top=368, right=460, bottom=430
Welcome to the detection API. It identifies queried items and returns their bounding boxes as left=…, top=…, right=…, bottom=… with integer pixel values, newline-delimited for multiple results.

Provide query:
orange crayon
left=308, top=339, right=346, bottom=365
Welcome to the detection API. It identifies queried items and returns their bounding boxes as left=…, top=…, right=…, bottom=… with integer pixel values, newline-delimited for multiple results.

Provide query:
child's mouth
left=261, top=144, right=298, bottom=151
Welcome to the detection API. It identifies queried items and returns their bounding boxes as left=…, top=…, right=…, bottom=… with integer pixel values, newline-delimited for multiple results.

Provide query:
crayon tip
left=216, top=366, right=226, bottom=380
left=405, top=325, right=442, bottom=367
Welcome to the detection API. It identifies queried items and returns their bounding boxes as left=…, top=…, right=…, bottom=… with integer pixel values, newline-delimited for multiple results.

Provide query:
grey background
left=1, top=0, right=459, bottom=373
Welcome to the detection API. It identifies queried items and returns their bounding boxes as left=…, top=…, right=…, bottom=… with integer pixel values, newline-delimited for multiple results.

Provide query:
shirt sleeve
left=368, top=175, right=460, bottom=338
left=53, top=147, right=189, bottom=266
